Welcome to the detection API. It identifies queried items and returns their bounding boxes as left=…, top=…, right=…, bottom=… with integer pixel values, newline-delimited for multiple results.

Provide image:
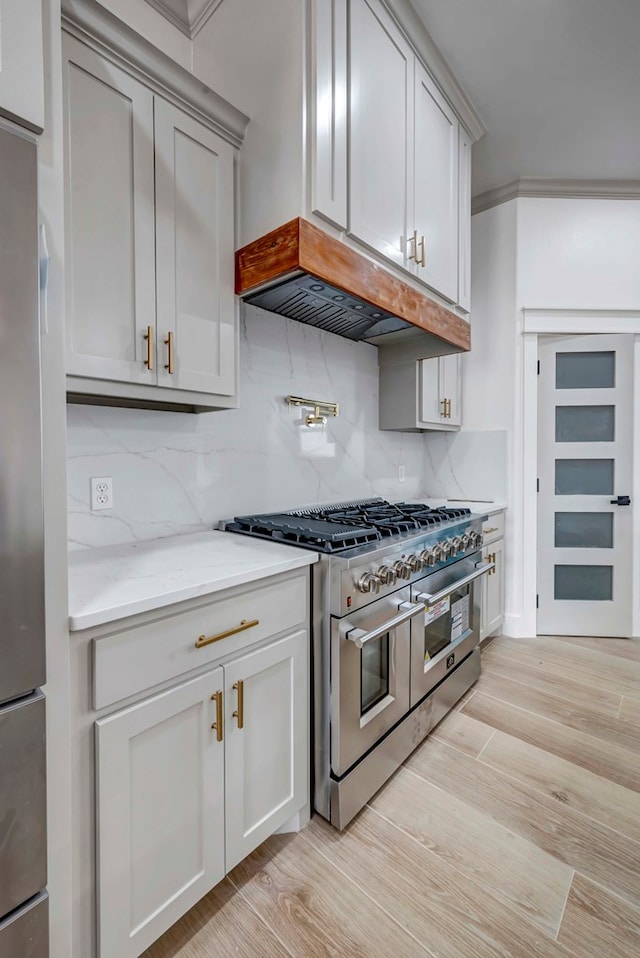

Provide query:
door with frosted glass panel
left=537, top=335, right=633, bottom=636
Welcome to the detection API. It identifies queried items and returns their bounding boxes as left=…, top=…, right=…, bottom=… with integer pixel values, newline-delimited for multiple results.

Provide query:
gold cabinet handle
left=232, top=680, right=244, bottom=729
left=143, top=325, right=154, bottom=370
left=488, top=553, right=496, bottom=575
left=195, top=618, right=260, bottom=649
left=440, top=398, right=447, bottom=418
left=407, top=229, right=419, bottom=263
left=484, top=526, right=499, bottom=535
left=164, top=331, right=174, bottom=374
left=211, top=690, right=223, bottom=741
left=418, top=234, right=426, bottom=267
left=446, top=398, right=452, bottom=418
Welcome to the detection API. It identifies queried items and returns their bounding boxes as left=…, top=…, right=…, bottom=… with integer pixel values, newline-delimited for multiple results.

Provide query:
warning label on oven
left=424, top=596, right=450, bottom=625
left=451, top=594, right=470, bottom=642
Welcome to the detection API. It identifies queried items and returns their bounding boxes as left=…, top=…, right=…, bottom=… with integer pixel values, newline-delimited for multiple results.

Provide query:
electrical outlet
left=398, top=465, right=405, bottom=482
left=90, top=477, right=113, bottom=511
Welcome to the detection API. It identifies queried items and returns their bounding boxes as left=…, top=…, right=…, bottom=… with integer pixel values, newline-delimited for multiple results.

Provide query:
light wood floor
left=144, top=635, right=640, bottom=958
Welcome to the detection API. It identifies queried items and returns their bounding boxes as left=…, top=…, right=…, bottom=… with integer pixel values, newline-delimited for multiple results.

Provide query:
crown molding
left=472, top=178, right=640, bottom=215
left=142, top=0, right=224, bottom=38
left=385, top=0, right=485, bottom=142
left=61, top=0, right=248, bottom=147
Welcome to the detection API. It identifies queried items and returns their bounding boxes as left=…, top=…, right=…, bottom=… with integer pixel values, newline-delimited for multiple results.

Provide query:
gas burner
left=225, top=499, right=473, bottom=554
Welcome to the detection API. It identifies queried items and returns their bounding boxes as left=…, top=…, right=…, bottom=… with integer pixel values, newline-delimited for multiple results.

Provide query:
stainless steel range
left=225, top=499, right=492, bottom=829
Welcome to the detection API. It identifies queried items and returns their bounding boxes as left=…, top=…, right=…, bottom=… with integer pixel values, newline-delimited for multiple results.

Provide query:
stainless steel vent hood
left=235, top=218, right=470, bottom=353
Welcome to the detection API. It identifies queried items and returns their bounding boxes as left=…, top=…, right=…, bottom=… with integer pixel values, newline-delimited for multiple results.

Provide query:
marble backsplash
left=422, top=429, right=508, bottom=502
left=67, top=305, right=427, bottom=550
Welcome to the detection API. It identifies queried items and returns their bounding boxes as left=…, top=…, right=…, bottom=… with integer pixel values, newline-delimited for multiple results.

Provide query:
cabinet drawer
left=94, top=574, right=308, bottom=709
left=482, top=512, right=505, bottom=545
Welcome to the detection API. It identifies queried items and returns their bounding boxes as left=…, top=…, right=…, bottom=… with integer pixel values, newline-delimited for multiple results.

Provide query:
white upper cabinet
left=348, top=0, right=412, bottom=269
left=154, top=100, right=236, bottom=397
left=62, top=12, right=247, bottom=411
left=413, top=60, right=458, bottom=303
left=0, top=0, right=44, bottom=132
left=344, top=0, right=466, bottom=305
left=379, top=352, right=462, bottom=431
left=64, top=39, right=157, bottom=386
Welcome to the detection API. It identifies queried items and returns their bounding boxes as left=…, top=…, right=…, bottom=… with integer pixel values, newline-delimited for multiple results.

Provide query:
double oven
left=225, top=499, right=492, bottom=829
left=327, top=550, right=490, bottom=826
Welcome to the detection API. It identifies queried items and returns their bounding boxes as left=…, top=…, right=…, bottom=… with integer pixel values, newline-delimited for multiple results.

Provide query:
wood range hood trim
left=235, top=218, right=470, bottom=352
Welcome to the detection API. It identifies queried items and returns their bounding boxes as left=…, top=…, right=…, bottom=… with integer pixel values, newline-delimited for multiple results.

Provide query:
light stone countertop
left=419, top=498, right=508, bottom=518
left=68, top=531, right=318, bottom=632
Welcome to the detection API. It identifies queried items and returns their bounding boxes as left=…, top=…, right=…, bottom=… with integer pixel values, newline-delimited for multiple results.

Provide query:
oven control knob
left=450, top=536, right=464, bottom=556
left=356, top=572, right=381, bottom=594
left=406, top=553, right=422, bottom=572
left=419, top=548, right=437, bottom=568
left=436, top=540, right=451, bottom=560
left=376, top=564, right=397, bottom=586
left=392, top=559, right=412, bottom=580
left=461, top=532, right=472, bottom=550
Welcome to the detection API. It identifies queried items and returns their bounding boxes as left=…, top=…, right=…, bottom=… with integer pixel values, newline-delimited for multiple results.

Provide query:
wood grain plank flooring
left=429, top=708, right=495, bottom=757
left=463, top=691, right=640, bottom=792
left=481, top=649, right=623, bottom=716
left=406, top=734, right=640, bottom=911
left=303, top=810, right=576, bottom=958
left=485, top=635, right=640, bottom=701
left=557, top=874, right=640, bottom=958
left=479, top=731, right=640, bottom=844
left=472, top=669, right=638, bottom=752
left=141, top=636, right=640, bottom=958
left=369, top=763, right=572, bottom=936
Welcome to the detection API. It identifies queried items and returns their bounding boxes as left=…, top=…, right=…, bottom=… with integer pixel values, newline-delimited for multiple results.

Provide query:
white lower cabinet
left=480, top=537, right=505, bottom=641
left=93, top=605, right=308, bottom=958
left=224, top=631, right=307, bottom=870
left=96, top=671, right=226, bottom=958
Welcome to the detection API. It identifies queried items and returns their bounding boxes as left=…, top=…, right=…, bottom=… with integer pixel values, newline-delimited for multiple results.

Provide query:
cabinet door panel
left=458, top=128, right=472, bottom=311
left=63, top=37, right=156, bottom=385
left=224, top=631, right=308, bottom=871
left=0, top=0, right=44, bottom=132
left=440, top=353, right=461, bottom=425
left=348, top=0, right=412, bottom=266
left=311, top=0, right=348, bottom=228
left=96, top=671, right=225, bottom=958
left=419, top=357, right=441, bottom=424
left=155, top=100, right=236, bottom=396
left=413, top=61, right=458, bottom=302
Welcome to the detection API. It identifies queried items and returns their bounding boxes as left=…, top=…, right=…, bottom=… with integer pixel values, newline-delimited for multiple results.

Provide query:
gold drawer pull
left=143, top=325, right=154, bottom=369
left=484, top=526, right=499, bottom=534
left=418, top=234, right=426, bottom=267
left=195, top=618, right=260, bottom=649
left=211, top=690, right=223, bottom=741
left=233, top=679, right=244, bottom=729
left=440, top=399, right=447, bottom=417
left=164, top=331, right=174, bottom=374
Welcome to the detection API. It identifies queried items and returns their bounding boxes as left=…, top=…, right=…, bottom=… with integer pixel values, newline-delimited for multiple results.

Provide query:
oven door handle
left=345, top=601, right=426, bottom=649
left=416, top=561, right=494, bottom=607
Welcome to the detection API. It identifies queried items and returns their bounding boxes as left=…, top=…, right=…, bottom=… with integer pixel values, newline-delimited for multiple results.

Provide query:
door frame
left=520, top=309, right=640, bottom=638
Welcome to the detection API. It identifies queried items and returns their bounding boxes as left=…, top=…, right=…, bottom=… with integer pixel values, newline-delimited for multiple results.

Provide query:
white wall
left=468, top=195, right=640, bottom=637
left=67, top=306, right=426, bottom=548
left=518, top=197, right=640, bottom=309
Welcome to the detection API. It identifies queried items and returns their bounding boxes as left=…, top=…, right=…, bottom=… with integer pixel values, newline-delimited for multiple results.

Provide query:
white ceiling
left=411, top=0, right=640, bottom=196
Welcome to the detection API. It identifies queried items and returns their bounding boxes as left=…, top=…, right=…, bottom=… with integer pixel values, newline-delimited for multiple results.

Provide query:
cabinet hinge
left=537, top=360, right=540, bottom=375
left=537, top=478, right=540, bottom=492
left=536, top=594, right=539, bottom=609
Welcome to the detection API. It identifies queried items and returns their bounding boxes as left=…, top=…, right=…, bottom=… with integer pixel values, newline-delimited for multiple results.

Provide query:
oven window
left=423, top=586, right=472, bottom=661
left=361, top=633, right=389, bottom=715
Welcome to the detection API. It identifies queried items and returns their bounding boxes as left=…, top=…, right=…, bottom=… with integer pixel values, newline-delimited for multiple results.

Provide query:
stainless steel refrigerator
left=0, top=122, right=48, bottom=956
